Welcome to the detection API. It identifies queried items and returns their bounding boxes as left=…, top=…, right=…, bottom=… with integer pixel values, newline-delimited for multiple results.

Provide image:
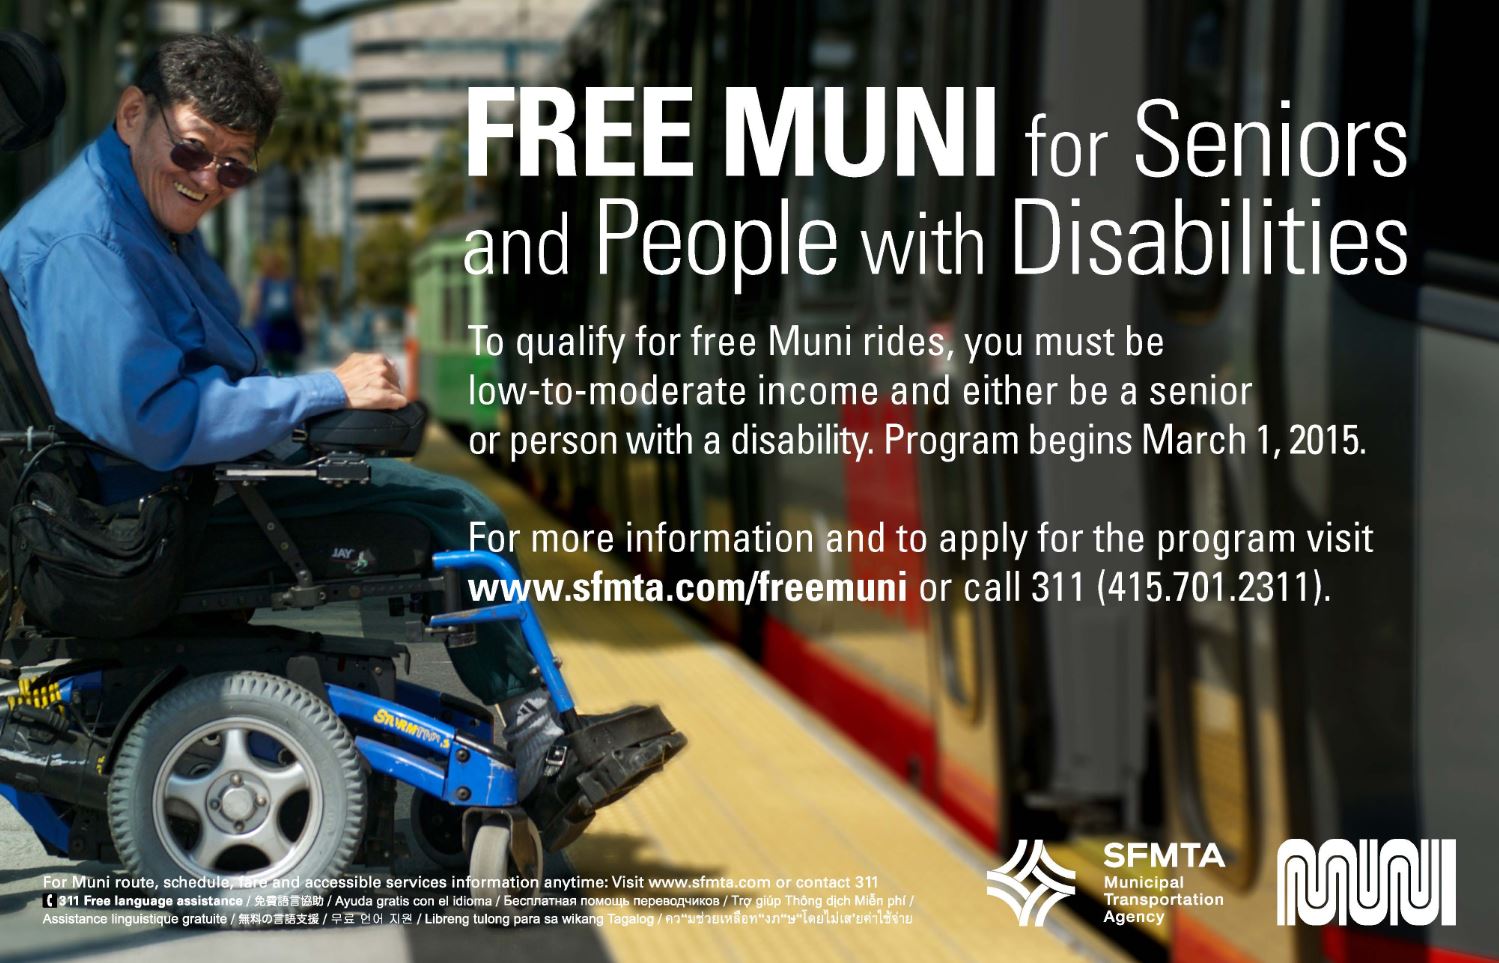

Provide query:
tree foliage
left=261, top=63, right=355, bottom=177
left=260, top=64, right=359, bottom=282
left=414, top=121, right=489, bottom=237
left=356, top=215, right=415, bottom=308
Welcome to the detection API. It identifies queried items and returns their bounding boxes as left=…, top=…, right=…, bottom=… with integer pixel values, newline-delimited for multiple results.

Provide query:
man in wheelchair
left=0, top=33, right=682, bottom=904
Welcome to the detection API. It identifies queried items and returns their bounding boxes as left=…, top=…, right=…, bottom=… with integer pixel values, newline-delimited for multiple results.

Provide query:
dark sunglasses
left=158, top=104, right=258, bottom=189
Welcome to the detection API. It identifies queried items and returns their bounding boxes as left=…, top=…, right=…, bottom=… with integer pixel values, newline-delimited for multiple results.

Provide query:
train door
left=610, top=0, right=679, bottom=579
left=669, top=0, right=744, bottom=634
left=585, top=1, right=638, bottom=534
left=504, top=42, right=607, bottom=518
left=769, top=0, right=881, bottom=651
left=748, top=0, right=942, bottom=789
left=540, top=141, right=585, bottom=512
left=1270, top=2, right=1499, bottom=961
left=667, top=0, right=803, bottom=641
left=644, top=0, right=708, bottom=585
left=913, top=0, right=1016, bottom=851
left=1134, top=0, right=1299, bottom=959
left=1015, top=0, right=1153, bottom=828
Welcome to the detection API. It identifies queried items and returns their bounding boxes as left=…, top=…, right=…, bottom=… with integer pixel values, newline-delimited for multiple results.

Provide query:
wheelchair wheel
left=469, top=812, right=542, bottom=915
left=108, top=671, right=365, bottom=916
left=409, top=790, right=467, bottom=872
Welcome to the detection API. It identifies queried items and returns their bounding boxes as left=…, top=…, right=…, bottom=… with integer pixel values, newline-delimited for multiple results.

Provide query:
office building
left=350, top=0, right=584, bottom=223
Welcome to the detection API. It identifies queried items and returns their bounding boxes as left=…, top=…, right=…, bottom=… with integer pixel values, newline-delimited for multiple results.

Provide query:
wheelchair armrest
left=298, top=402, right=426, bottom=458
left=215, top=452, right=371, bottom=487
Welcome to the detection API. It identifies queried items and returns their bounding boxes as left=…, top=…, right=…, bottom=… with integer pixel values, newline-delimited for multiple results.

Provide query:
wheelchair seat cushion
left=186, top=511, right=434, bottom=590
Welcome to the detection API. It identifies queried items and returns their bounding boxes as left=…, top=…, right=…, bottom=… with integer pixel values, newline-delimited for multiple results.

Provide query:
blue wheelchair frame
left=1, top=548, right=567, bottom=856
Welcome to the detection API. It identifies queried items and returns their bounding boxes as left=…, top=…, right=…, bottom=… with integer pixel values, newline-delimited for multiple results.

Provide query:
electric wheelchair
left=1, top=34, right=682, bottom=920
left=0, top=271, right=686, bottom=912
left=0, top=279, right=685, bottom=918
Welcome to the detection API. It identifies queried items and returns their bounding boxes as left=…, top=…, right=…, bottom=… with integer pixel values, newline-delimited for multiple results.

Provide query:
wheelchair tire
left=468, top=812, right=542, bottom=916
left=107, top=671, right=365, bottom=919
left=409, top=790, right=467, bottom=872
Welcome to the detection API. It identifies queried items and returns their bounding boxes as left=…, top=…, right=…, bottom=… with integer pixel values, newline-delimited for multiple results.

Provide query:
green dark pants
left=207, top=458, right=534, bottom=704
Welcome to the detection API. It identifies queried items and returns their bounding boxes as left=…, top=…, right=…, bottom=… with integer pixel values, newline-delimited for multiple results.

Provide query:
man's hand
left=333, top=352, right=407, bottom=410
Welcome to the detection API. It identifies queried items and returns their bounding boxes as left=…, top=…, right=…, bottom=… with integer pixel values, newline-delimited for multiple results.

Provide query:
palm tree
left=260, top=64, right=354, bottom=283
left=415, top=121, right=488, bottom=236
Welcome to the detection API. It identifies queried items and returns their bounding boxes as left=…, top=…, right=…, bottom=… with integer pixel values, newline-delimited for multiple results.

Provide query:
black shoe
left=523, top=704, right=687, bottom=852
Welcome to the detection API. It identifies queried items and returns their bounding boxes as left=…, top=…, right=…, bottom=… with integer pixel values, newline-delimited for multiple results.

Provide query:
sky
left=298, top=0, right=358, bottom=75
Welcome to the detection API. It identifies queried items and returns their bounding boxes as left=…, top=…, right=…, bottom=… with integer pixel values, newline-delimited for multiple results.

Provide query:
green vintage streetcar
left=410, top=211, right=501, bottom=441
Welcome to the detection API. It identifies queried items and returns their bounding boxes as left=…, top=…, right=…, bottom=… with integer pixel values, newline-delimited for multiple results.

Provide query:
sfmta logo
left=985, top=840, right=1076, bottom=926
left=1277, top=839, right=1456, bottom=926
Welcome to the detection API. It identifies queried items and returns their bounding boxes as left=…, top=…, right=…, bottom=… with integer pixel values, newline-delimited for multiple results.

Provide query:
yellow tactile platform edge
left=419, top=432, right=1116, bottom=963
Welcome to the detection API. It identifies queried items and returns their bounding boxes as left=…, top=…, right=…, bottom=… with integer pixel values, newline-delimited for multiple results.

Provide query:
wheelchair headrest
left=0, top=30, right=66, bottom=152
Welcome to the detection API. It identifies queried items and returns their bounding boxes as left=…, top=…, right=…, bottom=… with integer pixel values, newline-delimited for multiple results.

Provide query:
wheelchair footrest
left=527, top=705, right=687, bottom=852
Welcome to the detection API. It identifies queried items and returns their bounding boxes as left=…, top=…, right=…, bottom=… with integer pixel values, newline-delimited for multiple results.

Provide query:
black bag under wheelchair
left=8, top=455, right=213, bottom=638
left=0, top=271, right=684, bottom=921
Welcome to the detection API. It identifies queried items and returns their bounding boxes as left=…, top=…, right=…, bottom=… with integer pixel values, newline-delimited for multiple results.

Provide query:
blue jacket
left=0, top=124, right=346, bottom=498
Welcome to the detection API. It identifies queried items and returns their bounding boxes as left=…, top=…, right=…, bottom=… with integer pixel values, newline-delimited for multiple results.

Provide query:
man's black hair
left=132, top=34, right=280, bottom=145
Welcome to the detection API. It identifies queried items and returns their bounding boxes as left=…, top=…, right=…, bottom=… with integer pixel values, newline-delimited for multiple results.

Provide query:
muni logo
left=1277, top=839, right=1457, bottom=926
left=985, top=840, right=1076, bottom=927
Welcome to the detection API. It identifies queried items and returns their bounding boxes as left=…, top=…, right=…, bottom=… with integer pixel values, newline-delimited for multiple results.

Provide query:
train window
left=442, top=262, right=458, bottom=343
left=932, top=401, right=982, bottom=716
left=457, top=274, right=471, bottom=334
left=1409, top=4, right=1499, bottom=287
left=1161, top=437, right=1258, bottom=885
left=1151, top=0, right=1242, bottom=317
left=920, top=0, right=977, bottom=320
left=1335, top=3, right=1499, bottom=296
left=798, top=0, right=872, bottom=300
left=440, top=257, right=470, bottom=343
left=885, top=0, right=926, bottom=281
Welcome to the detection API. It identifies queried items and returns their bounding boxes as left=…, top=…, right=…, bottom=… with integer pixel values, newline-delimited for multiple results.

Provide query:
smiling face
left=114, top=86, right=258, bottom=235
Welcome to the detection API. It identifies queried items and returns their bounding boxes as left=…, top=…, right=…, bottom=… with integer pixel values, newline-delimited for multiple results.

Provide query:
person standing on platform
left=246, top=247, right=304, bottom=374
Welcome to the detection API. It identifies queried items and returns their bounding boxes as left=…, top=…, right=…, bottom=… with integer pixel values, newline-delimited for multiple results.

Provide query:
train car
left=411, top=211, right=503, bottom=440
left=413, top=1, right=1490, bottom=961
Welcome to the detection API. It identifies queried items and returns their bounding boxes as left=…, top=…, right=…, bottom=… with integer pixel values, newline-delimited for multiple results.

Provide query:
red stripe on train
left=1171, top=911, right=1256, bottom=963
left=1323, top=928, right=1497, bottom=963
left=840, top=399, right=926, bottom=628
left=934, top=751, right=1000, bottom=850
left=761, top=616, right=1001, bottom=848
left=763, top=617, right=936, bottom=797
